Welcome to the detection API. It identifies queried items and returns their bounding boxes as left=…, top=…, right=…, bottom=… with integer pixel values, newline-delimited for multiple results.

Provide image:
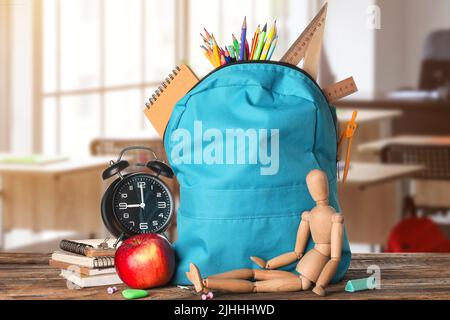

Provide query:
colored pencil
left=228, top=45, right=236, bottom=61
left=200, top=44, right=211, bottom=54
left=200, top=33, right=208, bottom=45
left=211, top=34, right=221, bottom=67
left=252, top=23, right=266, bottom=60
left=245, top=39, right=250, bottom=60
left=260, top=20, right=276, bottom=60
left=203, top=28, right=212, bottom=42
left=249, top=24, right=260, bottom=60
left=224, top=47, right=232, bottom=63
left=219, top=47, right=226, bottom=65
left=204, top=51, right=216, bottom=67
left=201, top=17, right=280, bottom=67
left=220, top=53, right=226, bottom=65
left=267, top=36, right=278, bottom=60
left=203, top=28, right=213, bottom=48
left=201, top=45, right=216, bottom=67
left=239, top=16, right=247, bottom=61
left=232, top=34, right=240, bottom=60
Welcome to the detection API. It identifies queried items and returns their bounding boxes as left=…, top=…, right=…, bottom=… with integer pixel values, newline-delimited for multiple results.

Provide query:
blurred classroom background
left=0, top=0, right=449, bottom=253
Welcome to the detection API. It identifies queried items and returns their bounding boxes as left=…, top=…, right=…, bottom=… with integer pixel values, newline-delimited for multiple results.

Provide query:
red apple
left=115, top=234, right=175, bottom=289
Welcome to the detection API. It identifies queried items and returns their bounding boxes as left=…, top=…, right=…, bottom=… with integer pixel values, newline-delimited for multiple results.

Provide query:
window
left=33, top=0, right=309, bottom=156
left=42, top=0, right=177, bottom=156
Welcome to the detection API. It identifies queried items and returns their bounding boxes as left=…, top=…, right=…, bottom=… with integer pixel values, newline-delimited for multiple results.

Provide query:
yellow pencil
left=204, top=51, right=217, bottom=67
left=201, top=45, right=216, bottom=67
left=211, top=34, right=221, bottom=67
left=260, top=20, right=277, bottom=60
left=200, top=44, right=212, bottom=54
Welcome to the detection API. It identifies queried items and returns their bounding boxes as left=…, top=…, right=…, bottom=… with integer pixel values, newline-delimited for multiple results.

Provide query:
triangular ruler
left=280, top=3, right=328, bottom=80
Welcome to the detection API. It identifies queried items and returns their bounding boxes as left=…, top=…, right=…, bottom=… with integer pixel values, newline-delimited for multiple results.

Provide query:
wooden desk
left=358, top=135, right=450, bottom=210
left=337, top=109, right=402, bottom=125
left=337, top=109, right=402, bottom=161
left=339, top=162, right=424, bottom=246
left=0, top=157, right=111, bottom=246
left=0, top=252, right=448, bottom=300
left=335, top=95, right=450, bottom=136
left=358, top=135, right=450, bottom=155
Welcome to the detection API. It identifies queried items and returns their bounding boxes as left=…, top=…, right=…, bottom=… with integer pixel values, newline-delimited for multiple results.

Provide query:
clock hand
left=126, top=204, right=142, bottom=208
left=139, top=184, right=145, bottom=206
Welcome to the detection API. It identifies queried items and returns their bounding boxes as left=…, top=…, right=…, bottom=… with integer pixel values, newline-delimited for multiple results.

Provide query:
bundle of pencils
left=201, top=17, right=278, bottom=68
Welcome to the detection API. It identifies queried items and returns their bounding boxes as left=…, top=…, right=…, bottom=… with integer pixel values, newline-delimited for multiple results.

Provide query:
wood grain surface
left=0, top=253, right=449, bottom=300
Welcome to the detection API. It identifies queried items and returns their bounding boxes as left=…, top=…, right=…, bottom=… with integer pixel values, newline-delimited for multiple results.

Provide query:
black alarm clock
left=101, top=146, right=175, bottom=239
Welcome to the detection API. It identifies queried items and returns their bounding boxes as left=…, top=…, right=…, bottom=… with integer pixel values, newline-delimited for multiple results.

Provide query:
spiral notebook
left=60, top=269, right=122, bottom=288
left=49, top=259, right=116, bottom=276
left=51, top=251, right=115, bottom=269
left=59, top=239, right=117, bottom=257
left=144, top=64, right=199, bottom=138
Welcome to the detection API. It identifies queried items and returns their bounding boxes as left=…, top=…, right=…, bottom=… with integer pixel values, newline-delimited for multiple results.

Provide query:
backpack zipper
left=188, top=60, right=329, bottom=102
left=166, top=60, right=340, bottom=164
left=188, top=61, right=339, bottom=146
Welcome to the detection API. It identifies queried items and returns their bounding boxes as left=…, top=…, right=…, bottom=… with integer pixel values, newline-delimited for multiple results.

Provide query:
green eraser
left=345, top=276, right=376, bottom=292
left=122, top=289, right=149, bottom=300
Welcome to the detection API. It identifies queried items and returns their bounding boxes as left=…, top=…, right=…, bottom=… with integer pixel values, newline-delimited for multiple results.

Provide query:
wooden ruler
left=323, top=77, right=358, bottom=102
left=280, top=3, right=328, bottom=68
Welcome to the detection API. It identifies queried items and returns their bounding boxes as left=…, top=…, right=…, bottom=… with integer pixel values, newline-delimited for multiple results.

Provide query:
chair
left=381, top=144, right=450, bottom=216
left=90, top=138, right=179, bottom=241
left=419, top=29, right=450, bottom=90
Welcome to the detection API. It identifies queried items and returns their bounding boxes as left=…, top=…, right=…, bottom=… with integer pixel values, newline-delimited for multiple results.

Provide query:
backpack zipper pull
left=338, top=111, right=358, bottom=184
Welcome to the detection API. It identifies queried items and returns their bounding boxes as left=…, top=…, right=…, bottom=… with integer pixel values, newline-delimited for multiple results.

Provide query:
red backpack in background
left=386, top=217, right=450, bottom=252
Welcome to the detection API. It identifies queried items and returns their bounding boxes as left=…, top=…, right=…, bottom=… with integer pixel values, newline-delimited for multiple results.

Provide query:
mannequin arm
left=312, top=213, right=344, bottom=296
left=265, top=212, right=311, bottom=269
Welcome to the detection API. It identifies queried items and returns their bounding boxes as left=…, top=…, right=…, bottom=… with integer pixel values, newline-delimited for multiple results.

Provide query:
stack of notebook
left=49, top=239, right=122, bottom=288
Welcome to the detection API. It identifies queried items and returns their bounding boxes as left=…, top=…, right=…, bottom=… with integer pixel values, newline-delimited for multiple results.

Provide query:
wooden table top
left=335, top=93, right=449, bottom=110
left=0, top=155, right=111, bottom=175
left=337, top=109, right=402, bottom=124
left=1, top=253, right=449, bottom=300
left=359, top=135, right=450, bottom=155
left=341, top=162, right=424, bottom=188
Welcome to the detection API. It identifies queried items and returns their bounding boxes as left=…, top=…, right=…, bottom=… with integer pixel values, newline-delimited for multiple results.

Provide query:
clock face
left=112, top=173, right=173, bottom=235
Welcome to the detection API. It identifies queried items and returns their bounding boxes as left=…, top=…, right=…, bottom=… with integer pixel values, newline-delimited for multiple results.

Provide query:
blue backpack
left=164, top=61, right=351, bottom=284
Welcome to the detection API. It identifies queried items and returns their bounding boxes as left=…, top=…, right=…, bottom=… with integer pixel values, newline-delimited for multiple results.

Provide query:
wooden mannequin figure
left=186, top=169, right=344, bottom=296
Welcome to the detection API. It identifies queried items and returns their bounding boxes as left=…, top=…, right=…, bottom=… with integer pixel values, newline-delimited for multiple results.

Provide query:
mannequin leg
left=209, top=269, right=297, bottom=280
left=204, top=270, right=298, bottom=293
left=186, top=263, right=256, bottom=293
left=186, top=263, right=206, bottom=293
left=203, top=271, right=299, bottom=293
left=187, top=263, right=306, bottom=294
left=205, top=275, right=306, bottom=294
left=254, top=276, right=303, bottom=293
left=312, top=259, right=340, bottom=296
left=208, top=268, right=254, bottom=279
left=254, top=269, right=298, bottom=280
left=204, top=278, right=256, bottom=293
